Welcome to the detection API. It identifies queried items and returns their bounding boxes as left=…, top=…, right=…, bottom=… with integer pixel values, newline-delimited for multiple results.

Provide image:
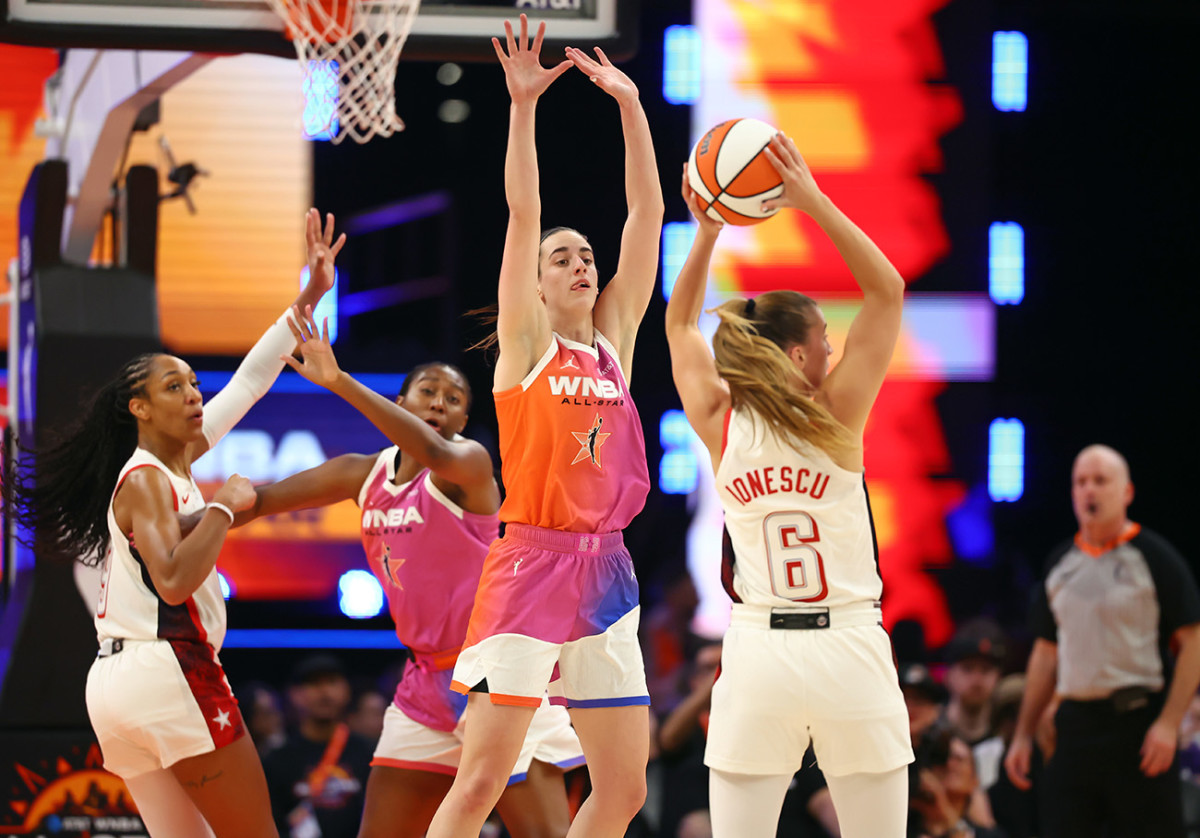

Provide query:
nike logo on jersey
left=362, top=507, right=426, bottom=528
left=513, top=558, right=524, bottom=576
left=571, top=414, right=610, bottom=468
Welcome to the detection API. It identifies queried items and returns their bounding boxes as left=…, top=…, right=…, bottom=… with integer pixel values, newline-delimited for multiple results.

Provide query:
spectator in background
left=264, top=654, right=373, bottom=838
left=658, top=640, right=723, bottom=838
left=641, top=572, right=701, bottom=714
left=974, top=675, right=1036, bottom=838
left=240, top=680, right=287, bottom=758
left=909, top=725, right=1003, bottom=838
left=941, top=619, right=1007, bottom=747
left=900, top=663, right=948, bottom=746
left=1004, top=444, right=1200, bottom=838
left=346, top=680, right=388, bottom=746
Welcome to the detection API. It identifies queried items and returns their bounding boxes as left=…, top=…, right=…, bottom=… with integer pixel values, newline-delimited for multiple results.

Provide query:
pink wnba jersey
left=358, top=447, right=499, bottom=730
left=97, top=448, right=225, bottom=648
left=494, top=331, right=650, bottom=534
left=715, top=408, right=883, bottom=610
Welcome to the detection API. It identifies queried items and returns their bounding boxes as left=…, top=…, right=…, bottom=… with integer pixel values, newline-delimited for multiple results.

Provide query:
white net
left=264, top=0, right=420, bottom=144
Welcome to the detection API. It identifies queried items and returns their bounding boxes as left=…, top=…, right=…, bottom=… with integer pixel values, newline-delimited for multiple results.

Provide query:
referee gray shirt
left=1031, top=524, right=1200, bottom=700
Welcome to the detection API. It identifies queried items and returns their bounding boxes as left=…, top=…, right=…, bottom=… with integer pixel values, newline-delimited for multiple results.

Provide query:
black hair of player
left=4, top=353, right=161, bottom=565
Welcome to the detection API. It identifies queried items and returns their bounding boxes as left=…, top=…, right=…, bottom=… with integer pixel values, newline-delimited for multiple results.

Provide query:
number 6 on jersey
left=764, top=510, right=828, bottom=601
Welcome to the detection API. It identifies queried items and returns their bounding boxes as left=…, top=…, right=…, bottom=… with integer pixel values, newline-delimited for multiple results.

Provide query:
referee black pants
left=1042, top=694, right=1184, bottom=838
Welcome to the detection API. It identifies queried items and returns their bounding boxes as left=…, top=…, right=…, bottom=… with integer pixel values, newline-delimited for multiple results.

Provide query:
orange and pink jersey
left=358, top=448, right=499, bottom=731
left=495, top=331, right=649, bottom=534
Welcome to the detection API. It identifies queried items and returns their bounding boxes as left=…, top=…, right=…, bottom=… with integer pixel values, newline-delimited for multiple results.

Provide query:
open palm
left=566, top=46, right=637, bottom=106
left=282, top=305, right=341, bottom=387
left=493, top=15, right=572, bottom=104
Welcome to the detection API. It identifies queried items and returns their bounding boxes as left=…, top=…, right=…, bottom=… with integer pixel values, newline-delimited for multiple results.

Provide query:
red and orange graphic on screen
left=691, top=0, right=979, bottom=646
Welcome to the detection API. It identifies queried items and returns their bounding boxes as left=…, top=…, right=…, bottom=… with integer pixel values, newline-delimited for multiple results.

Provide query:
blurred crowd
left=237, top=582, right=1200, bottom=838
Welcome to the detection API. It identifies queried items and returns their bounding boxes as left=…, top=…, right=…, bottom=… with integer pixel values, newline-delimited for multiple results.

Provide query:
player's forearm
left=620, top=99, right=665, bottom=220
left=806, top=194, right=905, bottom=304
left=157, top=513, right=231, bottom=604
left=505, top=101, right=541, bottom=219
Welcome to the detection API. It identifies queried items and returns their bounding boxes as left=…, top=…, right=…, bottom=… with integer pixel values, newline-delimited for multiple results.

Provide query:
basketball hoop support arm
left=39, top=49, right=214, bottom=263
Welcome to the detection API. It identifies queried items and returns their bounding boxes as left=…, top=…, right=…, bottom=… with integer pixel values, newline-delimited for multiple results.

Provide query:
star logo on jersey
left=571, top=414, right=610, bottom=468
left=212, top=709, right=232, bottom=730
left=382, top=544, right=405, bottom=590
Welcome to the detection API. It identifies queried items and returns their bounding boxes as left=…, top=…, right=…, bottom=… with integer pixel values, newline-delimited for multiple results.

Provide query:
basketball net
left=264, top=0, right=420, bottom=144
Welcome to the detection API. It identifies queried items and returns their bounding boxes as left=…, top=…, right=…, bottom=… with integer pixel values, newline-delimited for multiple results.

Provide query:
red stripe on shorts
left=167, top=601, right=242, bottom=751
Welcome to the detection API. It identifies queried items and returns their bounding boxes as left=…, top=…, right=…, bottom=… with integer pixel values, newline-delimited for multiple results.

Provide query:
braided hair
left=5, top=353, right=162, bottom=565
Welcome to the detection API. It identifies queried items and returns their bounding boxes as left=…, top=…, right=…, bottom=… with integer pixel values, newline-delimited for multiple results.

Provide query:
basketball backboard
left=0, top=0, right=637, bottom=62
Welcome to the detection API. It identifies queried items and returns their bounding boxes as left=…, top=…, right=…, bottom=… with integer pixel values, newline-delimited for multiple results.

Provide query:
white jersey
left=95, top=448, right=224, bottom=648
left=714, top=407, right=882, bottom=610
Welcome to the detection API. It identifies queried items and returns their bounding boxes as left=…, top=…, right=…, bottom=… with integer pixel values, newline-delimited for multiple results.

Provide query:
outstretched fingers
left=565, top=46, right=599, bottom=74
left=503, top=19, right=517, bottom=57
left=531, top=18, right=547, bottom=55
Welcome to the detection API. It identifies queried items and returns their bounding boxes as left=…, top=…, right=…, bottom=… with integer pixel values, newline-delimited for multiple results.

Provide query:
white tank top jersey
left=714, top=407, right=883, bottom=610
left=96, top=448, right=224, bottom=648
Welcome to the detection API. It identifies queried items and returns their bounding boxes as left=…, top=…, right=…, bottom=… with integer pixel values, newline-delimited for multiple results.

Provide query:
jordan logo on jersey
left=571, top=414, right=610, bottom=468
left=382, top=544, right=405, bottom=589
left=560, top=355, right=580, bottom=370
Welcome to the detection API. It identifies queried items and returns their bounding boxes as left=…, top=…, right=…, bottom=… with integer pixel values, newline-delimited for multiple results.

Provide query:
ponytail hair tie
left=744, top=298, right=757, bottom=317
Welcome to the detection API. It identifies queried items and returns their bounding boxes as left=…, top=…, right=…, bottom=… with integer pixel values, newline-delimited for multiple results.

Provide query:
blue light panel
left=662, top=222, right=697, bottom=300
left=659, top=410, right=699, bottom=495
left=988, top=418, right=1025, bottom=502
left=663, top=25, right=701, bottom=105
left=304, top=59, right=339, bottom=140
left=224, top=629, right=404, bottom=649
left=989, top=222, right=1024, bottom=305
left=218, top=571, right=233, bottom=600
left=992, top=32, right=1028, bottom=112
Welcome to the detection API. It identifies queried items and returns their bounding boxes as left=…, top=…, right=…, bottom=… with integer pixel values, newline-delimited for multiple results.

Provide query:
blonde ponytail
left=710, top=291, right=856, bottom=458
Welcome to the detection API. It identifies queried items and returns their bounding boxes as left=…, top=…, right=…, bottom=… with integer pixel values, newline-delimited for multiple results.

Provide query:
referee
left=1004, top=444, right=1200, bottom=837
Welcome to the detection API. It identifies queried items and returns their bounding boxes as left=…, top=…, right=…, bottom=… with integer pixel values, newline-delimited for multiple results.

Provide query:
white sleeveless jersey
left=714, top=408, right=882, bottom=609
left=95, top=448, right=225, bottom=648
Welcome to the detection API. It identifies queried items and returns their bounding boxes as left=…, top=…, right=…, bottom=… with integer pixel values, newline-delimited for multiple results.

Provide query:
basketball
left=687, top=118, right=785, bottom=226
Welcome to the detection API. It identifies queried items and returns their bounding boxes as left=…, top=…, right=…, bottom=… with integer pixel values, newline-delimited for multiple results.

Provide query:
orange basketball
left=687, top=118, right=784, bottom=226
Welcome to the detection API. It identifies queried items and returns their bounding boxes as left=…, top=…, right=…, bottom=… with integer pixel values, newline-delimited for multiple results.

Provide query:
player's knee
left=454, top=769, right=509, bottom=814
left=591, top=772, right=646, bottom=819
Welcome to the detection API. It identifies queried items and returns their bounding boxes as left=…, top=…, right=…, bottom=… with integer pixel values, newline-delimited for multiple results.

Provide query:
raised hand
left=493, top=14, right=572, bottom=104
left=681, top=163, right=723, bottom=237
left=761, top=134, right=825, bottom=216
left=281, top=305, right=341, bottom=387
left=565, top=45, right=638, bottom=106
left=304, top=208, right=346, bottom=299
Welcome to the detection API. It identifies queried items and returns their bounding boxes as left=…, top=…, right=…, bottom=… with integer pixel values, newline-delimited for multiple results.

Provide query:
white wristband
left=207, top=502, right=235, bottom=525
